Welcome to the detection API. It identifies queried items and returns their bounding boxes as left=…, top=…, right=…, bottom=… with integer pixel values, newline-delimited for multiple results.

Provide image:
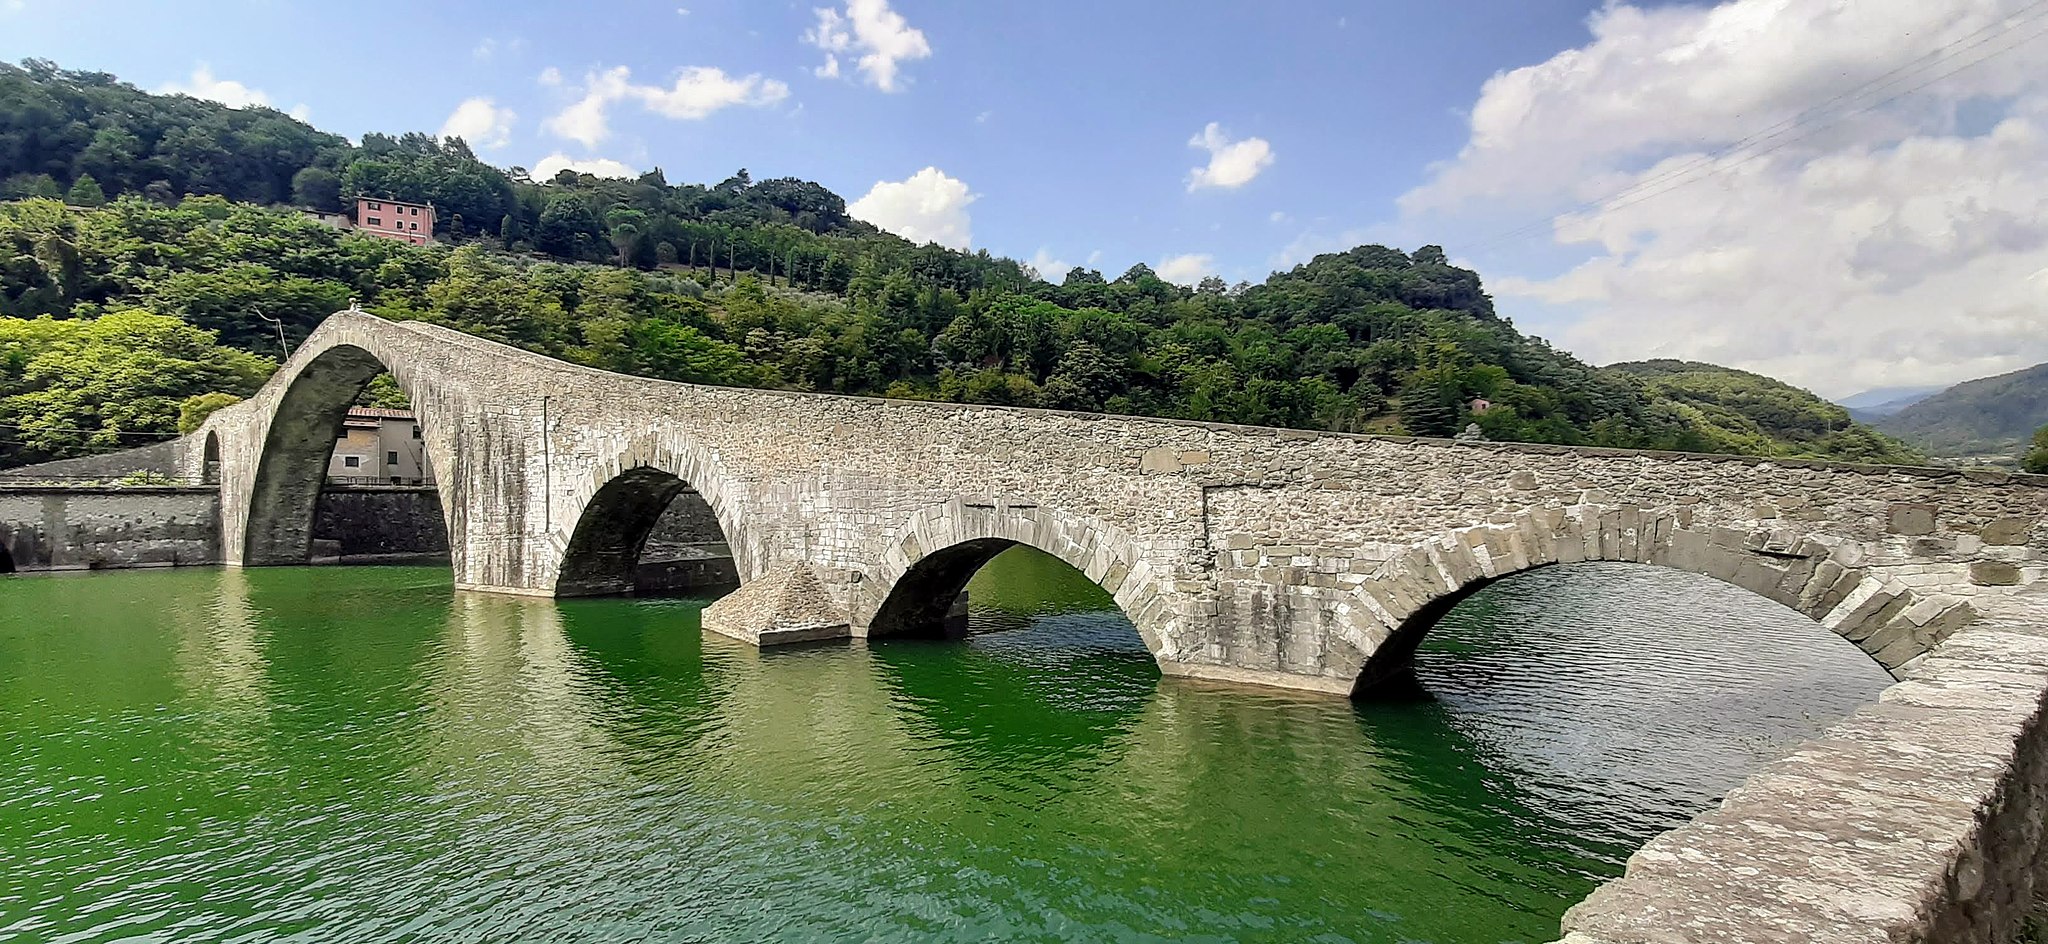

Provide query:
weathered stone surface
left=701, top=562, right=850, bottom=645
left=1889, top=502, right=1940, bottom=535
left=1982, top=517, right=2033, bottom=546
left=1971, top=561, right=2023, bottom=586
left=0, top=486, right=218, bottom=570
left=1555, top=620, right=2048, bottom=944
left=9, top=309, right=2045, bottom=694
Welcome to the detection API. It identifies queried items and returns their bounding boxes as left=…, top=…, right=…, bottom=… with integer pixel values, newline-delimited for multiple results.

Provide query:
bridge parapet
left=1555, top=614, right=2048, bottom=943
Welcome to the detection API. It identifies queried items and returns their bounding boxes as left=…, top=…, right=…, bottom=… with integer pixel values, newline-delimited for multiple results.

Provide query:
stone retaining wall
left=0, top=486, right=219, bottom=570
left=312, top=485, right=450, bottom=560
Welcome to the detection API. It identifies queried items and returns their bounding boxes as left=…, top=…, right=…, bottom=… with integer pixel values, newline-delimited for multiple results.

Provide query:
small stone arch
left=201, top=431, right=222, bottom=486
left=0, top=541, right=13, bottom=574
left=852, top=500, right=1174, bottom=658
left=1346, top=504, right=1976, bottom=695
left=240, top=333, right=459, bottom=566
left=552, top=432, right=753, bottom=597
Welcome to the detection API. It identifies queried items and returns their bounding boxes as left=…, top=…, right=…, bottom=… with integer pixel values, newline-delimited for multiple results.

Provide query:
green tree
left=535, top=195, right=601, bottom=258
left=0, top=310, right=272, bottom=464
left=65, top=173, right=106, bottom=207
left=2025, top=425, right=2048, bottom=474
left=291, top=166, right=342, bottom=210
left=177, top=391, right=240, bottom=432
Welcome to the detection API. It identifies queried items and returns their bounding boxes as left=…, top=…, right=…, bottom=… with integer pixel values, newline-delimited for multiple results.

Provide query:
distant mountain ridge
left=1605, top=360, right=1925, bottom=465
left=1871, top=362, right=2048, bottom=460
left=1839, top=384, right=1945, bottom=419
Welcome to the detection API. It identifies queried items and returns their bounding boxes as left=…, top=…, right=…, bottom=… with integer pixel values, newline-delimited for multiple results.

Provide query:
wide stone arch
left=550, top=431, right=756, bottom=597
left=232, top=319, right=462, bottom=567
left=1345, top=503, right=1977, bottom=695
left=850, top=499, right=1174, bottom=658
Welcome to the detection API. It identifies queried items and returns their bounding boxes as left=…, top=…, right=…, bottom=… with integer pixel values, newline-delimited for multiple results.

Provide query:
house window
left=387, top=451, right=399, bottom=465
left=367, top=216, right=382, bottom=227
left=409, top=222, right=418, bottom=231
left=368, top=201, right=381, bottom=210
left=343, top=456, right=361, bottom=468
left=412, top=425, right=422, bottom=439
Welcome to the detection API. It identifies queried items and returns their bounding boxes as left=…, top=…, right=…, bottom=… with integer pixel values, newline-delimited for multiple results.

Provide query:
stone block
left=1970, top=561, right=2022, bottom=586
left=1138, top=446, right=1182, bottom=474
left=1981, top=517, right=2032, bottom=546
left=1887, top=502, right=1938, bottom=535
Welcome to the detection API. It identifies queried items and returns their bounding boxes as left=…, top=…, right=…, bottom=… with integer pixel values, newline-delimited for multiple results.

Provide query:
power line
left=1586, top=17, right=2048, bottom=222
left=0, top=423, right=183, bottom=438
left=1465, top=2, right=2048, bottom=255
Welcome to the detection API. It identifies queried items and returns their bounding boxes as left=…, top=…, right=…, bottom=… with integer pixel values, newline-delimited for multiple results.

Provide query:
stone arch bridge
left=53, top=310, right=2048, bottom=696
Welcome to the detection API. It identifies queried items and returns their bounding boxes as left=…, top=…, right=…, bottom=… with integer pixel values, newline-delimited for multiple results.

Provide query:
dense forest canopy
left=0, top=59, right=1924, bottom=468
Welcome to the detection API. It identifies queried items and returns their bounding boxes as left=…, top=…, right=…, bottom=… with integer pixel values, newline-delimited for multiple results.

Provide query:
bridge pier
left=701, top=562, right=851, bottom=646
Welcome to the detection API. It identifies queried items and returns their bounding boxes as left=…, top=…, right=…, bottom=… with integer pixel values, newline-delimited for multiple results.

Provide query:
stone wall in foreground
left=0, top=486, right=219, bottom=570
left=311, top=485, right=450, bottom=560
left=1555, top=616, right=2048, bottom=944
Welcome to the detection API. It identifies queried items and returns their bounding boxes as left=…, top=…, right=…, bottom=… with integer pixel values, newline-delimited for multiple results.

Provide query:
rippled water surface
left=0, top=553, right=1891, bottom=943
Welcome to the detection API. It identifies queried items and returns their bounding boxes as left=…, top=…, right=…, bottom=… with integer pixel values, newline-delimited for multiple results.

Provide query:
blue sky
left=5, top=0, right=2047, bottom=396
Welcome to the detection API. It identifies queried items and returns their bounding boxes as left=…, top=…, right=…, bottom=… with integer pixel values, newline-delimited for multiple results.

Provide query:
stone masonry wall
left=312, top=485, right=450, bottom=559
left=0, top=486, right=218, bottom=570
left=180, top=312, right=2048, bottom=696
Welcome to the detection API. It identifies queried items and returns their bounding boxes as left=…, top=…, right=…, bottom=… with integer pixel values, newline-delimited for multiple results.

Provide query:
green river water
left=0, top=551, right=1890, bottom=943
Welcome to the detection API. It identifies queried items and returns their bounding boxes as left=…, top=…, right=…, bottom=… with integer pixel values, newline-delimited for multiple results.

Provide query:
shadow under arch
left=858, top=502, right=1172, bottom=660
left=243, top=343, right=453, bottom=565
left=555, top=466, right=737, bottom=597
left=0, top=542, right=13, bottom=574
left=1346, top=505, right=1974, bottom=696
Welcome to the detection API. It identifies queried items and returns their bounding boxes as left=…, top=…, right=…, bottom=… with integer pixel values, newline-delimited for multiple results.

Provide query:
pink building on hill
left=355, top=197, right=435, bottom=245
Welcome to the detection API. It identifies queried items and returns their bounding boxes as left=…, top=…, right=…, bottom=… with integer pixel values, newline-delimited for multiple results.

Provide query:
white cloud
left=676, top=6, right=689, bottom=14
left=975, top=110, right=993, bottom=124
left=541, top=65, right=788, bottom=148
left=1186, top=122, right=1275, bottom=191
left=804, top=0, right=931, bottom=92
left=1026, top=248, right=1071, bottom=284
left=157, top=63, right=272, bottom=109
left=637, top=67, right=791, bottom=119
left=1157, top=253, right=1216, bottom=286
left=158, top=64, right=311, bottom=121
left=1269, top=211, right=1290, bottom=224
left=440, top=97, right=517, bottom=149
left=473, top=37, right=526, bottom=60
left=532, top=153, right=638, bottom=180
left=538, top=66, right=563, bottom=87
left=1405, top=0, right=2048, bottom=394
left=848, top=167, right=975, bottom=249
